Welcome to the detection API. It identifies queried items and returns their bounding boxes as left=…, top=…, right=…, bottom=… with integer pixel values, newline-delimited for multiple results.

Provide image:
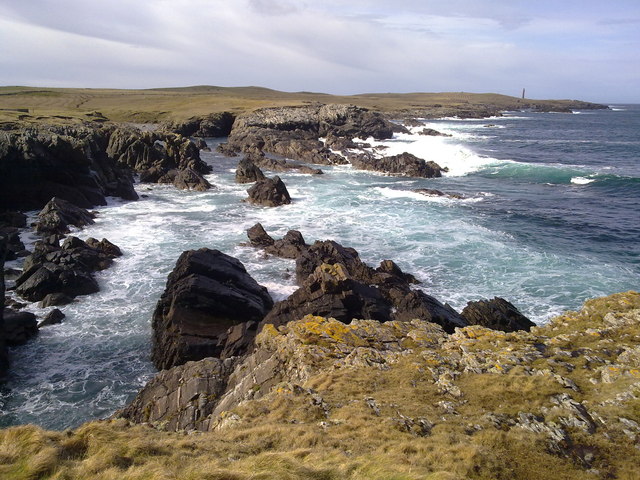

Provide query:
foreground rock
left=151, top=248, right=274, bottom=370
left=246, top=176, right=291, bottom=207
left=3, top=309, right=38, bottom=345
left=0, top=237, right=8, bottom=377
left=14, top=236, right=122, bottom=302
left=351, top=152, right=447, bottom=178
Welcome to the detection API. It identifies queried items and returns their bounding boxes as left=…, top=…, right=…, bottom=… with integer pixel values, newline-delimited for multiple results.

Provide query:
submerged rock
left=151, top=248, right=274, bottom=370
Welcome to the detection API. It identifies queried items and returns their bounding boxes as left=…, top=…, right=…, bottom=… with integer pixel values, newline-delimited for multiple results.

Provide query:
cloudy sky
left=1, top=0, right=638, bottom=102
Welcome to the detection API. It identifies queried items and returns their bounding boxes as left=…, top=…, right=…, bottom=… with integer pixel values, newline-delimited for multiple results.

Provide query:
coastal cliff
left=1, top=291, right=638, bottom=479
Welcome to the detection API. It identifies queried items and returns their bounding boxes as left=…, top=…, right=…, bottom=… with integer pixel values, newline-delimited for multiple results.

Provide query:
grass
left=1, top=292, right=639, bottom=479
left=0, top=85, right=603, bottom=126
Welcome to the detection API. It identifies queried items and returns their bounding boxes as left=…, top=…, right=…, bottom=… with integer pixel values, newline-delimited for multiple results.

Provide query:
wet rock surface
left=34, top=197, right=96, bottom=235
left=351, top=151, right=446, bottom=178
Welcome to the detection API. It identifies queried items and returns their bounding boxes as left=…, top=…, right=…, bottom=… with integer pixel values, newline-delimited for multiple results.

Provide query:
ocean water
left=1, top=105, right=638, bottom=429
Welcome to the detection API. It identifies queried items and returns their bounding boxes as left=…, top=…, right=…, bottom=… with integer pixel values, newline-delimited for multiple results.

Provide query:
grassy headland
left=0, top=85, right=606, bottom=125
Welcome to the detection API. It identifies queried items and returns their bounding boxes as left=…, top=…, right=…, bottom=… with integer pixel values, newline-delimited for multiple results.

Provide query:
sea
left=1, top=105, right=638, bottom=430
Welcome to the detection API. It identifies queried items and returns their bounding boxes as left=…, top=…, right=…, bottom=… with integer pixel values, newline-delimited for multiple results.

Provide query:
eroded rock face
left=151, top=248, right=274, bottom=370
left=246, top=176, right=291, bottom=207
left=246, top=224, right=307, bottom=259
left=0, top=125, right=138, bottom=211
left=351, top=152, right=446, bottom=178
left=223, top=104, right=402, bottom=163
left=461, top=297, right=535, bottom=332
left=0, top=237, right=8, bottom=378
left=171, top=167, right=212, bottom=192
left=162, top=112, right=236, bottom=138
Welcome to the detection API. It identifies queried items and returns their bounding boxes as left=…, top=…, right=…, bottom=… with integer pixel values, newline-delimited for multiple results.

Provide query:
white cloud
left=0, top=0, right=638, bottom=101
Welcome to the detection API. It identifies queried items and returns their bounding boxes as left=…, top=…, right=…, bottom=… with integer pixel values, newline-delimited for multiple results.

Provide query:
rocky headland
left=0, top=94, right=631, bottom=480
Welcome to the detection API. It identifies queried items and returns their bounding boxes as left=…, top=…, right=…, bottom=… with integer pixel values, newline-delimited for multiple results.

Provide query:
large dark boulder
left=3, top=309, right=38, bottom=346
left=461, top=297, right=536, bottom=332
left=151, top=248, right=274, bottom=370
left=351, top=152, right=446, bottom=178
left=15, top=264, right=100, bottom=302
left=235, top=156, right=266, bottom=184
left=34, top=197, right=96, bottom=235
left=246, top=176, right=291, bottom=207
left=172, top=168, right=212, bottom=191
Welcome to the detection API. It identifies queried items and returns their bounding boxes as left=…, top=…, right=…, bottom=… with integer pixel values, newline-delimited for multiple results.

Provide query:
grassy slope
left=1, top=292, right=639, bottom=480
left=0, top=85, right=597, bottom=124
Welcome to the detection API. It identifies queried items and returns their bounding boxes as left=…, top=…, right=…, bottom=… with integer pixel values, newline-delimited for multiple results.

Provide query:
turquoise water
left=1, top=106, right=638, bottom=429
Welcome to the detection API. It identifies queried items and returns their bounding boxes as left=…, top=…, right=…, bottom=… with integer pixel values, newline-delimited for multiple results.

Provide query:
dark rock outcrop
left=34, top=197, right=96, bottom=235
left=262, top=263, right=392, bottom=328
left=171, top=168, right=212, bottom=191
left=461, top=297, right=536, bottom=332
left=151, top=248, right=274, bottom=370
left=241, top=153, right=324, bottom=176
left=222, top=104, right=402, bottom=164
left=3, top=309, right=38, bottom=346
left=235, top=156, right=266, bottom=184
left=14, top=235, right=122, bottom=302
left=295, top=240, right=374, bottom=285
left=351, top=152, right=446, bottom=178
left=0, top=125, right=138, bottom=211
left=418, top=128, right=451, bottom=137
left=246, top=176, right=291, bottom=207
left=0, top=215, right=28, bottom=261
left=246, top=224, right=307, bottom=259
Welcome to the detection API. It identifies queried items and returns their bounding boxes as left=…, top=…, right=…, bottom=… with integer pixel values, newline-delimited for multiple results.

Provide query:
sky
left=0, top=0, right=638, bottom=102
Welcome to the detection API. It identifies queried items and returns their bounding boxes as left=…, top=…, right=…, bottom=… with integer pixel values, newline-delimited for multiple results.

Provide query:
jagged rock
left=461, top=297, right=535, bottom=332
left=38, top=308, right=65, bottom=327
left=172, top=167, right=212, bottom=191
left=0, top=226, right=28, bottom=261
left=34, top=197, right=96, bottom=235
left=262, top=263, right=392, bottom=328
left=235, top=156, right=266, bottom=184
left=151, top=248, right=274, bottom=370
left=413, top=188, right=464, bottom=200
left=247, top=223, right=275, bottom=247
left=3, top=308, right=38, bottom=346
left=244, top=153, right=324, bottom=175
left=295, top=240, right=375, bottom=285
left=267, top=230, right=307, bottom=259
left=14, top=235, right=121, bottom=302
left=246, top=176, right=291, bottom=207
left=351, top=152, right=446, bottom=178
left=0, top=125, right=138, bottom=211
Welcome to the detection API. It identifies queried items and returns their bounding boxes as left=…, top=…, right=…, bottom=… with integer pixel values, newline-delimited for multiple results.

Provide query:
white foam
left=571, top=176, right=595, bottom=185
left=366, top=132, right=504, bottom=177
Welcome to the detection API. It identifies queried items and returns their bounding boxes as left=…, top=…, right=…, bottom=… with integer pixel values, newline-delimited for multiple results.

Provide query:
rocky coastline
left=0, top=99, right=635, bottom=479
